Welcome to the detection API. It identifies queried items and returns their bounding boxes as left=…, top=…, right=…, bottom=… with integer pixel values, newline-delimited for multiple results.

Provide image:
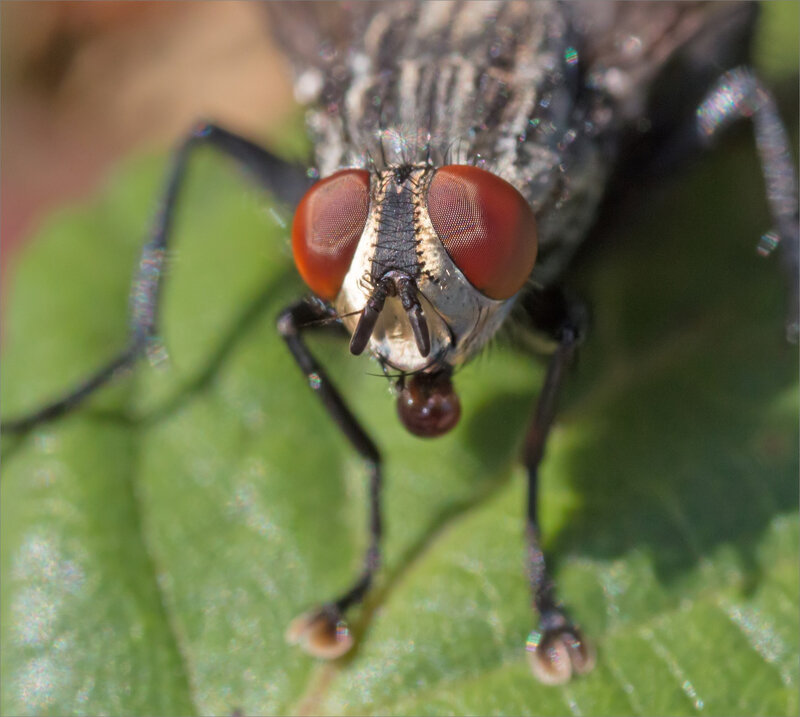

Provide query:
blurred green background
left=2, top=3, right=798, bottom=716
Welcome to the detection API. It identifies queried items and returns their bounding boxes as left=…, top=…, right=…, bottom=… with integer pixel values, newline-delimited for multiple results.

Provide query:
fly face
left=291, top=161, right=538, bottom=435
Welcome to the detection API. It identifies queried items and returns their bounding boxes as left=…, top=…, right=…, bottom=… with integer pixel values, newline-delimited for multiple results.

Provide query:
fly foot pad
left=285, top=604, right=354, bottom=659
left=526, top=617, right=595, bottom=685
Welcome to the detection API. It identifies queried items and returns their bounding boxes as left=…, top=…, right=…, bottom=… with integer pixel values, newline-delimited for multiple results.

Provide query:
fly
left=2, top=0, right=798, bottom=688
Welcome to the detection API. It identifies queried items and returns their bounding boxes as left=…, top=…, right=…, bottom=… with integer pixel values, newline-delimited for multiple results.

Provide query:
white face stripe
left=335, top=164, right=516, bottom=373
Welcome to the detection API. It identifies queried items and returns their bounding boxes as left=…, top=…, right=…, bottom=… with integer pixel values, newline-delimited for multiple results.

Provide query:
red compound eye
left=427, top=165, right=538, bottom=300
left=292, top=169, right=371, bottom=301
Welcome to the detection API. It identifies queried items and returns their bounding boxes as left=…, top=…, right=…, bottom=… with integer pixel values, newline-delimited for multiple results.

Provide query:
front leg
left=519, top=290, right=595, bottom=685
left=277, top=298, right=382, bottom=659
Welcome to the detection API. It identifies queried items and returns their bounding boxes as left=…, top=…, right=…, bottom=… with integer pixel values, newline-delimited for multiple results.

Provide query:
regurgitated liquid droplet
left=397, top=371, right=461, bottom=438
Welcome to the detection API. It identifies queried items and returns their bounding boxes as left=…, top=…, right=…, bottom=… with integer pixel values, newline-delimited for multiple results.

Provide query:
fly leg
left=696, top=68, right=799, bottom=341
left=1, top=122, right=311, bottom=433
left=278, top=298, right=381, bottom=660
left=519, top=289, right=594, bottom=685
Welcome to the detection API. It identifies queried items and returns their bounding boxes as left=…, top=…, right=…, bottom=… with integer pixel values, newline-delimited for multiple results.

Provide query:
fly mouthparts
left=349, top=271, right=431, bottom=358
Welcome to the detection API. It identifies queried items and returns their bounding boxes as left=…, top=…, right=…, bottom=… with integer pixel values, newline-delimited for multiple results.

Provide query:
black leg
left=1, top=122, right=311, bottom=434
left=278, top=298, right=383, bottom=660
left=519, top=290, right=594, bottom=685
left=1, top=348, right=140, bottom=433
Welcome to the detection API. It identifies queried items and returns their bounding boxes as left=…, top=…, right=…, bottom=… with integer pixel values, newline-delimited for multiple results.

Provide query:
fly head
left=292, top=162, right=539, bottom=436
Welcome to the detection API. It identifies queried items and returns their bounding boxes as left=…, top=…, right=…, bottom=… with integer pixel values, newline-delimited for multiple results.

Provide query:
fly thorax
left=336, top=164, right=518, bottom=372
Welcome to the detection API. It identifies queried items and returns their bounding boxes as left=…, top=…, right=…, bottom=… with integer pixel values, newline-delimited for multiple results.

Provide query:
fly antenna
left=349, top=271, right=431, bottom=357
left=395, top=275, right=431, bottom=357
left=350, top=280, right=390, bottom=355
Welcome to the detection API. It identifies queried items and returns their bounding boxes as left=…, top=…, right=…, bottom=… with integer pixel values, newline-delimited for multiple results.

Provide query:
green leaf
left=2, top=15, right=798, bottom=717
